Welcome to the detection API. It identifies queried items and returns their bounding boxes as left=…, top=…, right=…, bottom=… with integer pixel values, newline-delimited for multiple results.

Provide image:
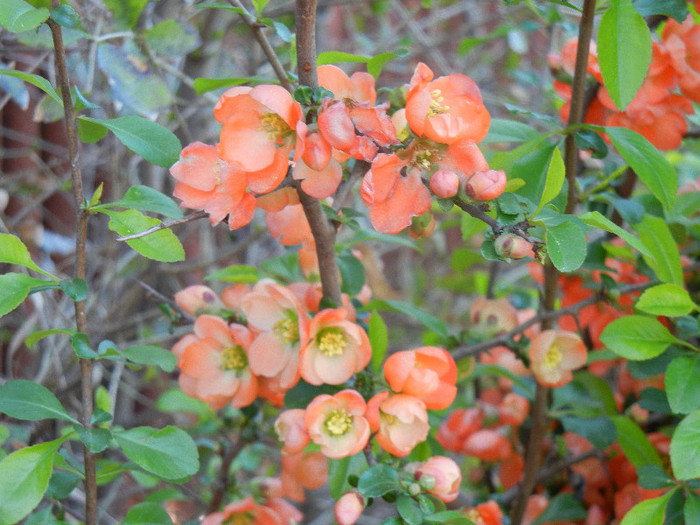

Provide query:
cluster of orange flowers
left=551, top=12, right=700, bottom=151
left=170, top=62, right=505, bottom=238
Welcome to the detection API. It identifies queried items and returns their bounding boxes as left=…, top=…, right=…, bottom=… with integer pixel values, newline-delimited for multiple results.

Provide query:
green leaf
left=78, top=117, right=108, bottom=143
left=635, top=215, right=683, bottom=286
left=60, top=278, right=88, bottom=302
left=0, top=438, right=64, bottom=525
left=502, top=140, right=557, bottom=206
left=579, top=211, right=653, bottom=260
left=362, top=299, right=448, bottom=339
left=50, top=4, right=82, bottom=29
left=357, top=464, right=399, bottom=498
left=317, top=51, right=369, bottom=66
left=114, top=426, right=199, bottom=481
left=425, top=511, right=475, bottom=524
left=607, top=127, right=676, bottom=211
left=0, top=380, right=80, bottom=425
left=483, top=118, right=540, bottom=143
left=667, top=357, right=700, bottom=415
left=205, top=264, right=261, bottom=283
left=546, top=220, right=586, bottom=272
left=685, top=492, right=700, bottom=525
left=0, top=233, right=56, bottom=278
left=102, top=0, right=149, bottom=28
left=367, top=52, right=404, bottom=79
left=192, top=76, right=277, bottom=94
left=397, top=494, right=424, bottom=525
left=79, top=116, right=181, bottom=168
left=600, top=315, right=676, bottom=360
left=74, top=425, right=112, bottom=454
left=71, top=332, right=98, bottom=359
left=619, top=488, right=677, bottom=525
left=534, top=147, right=565, bottom=217
left=338, top=252, right=365, bottom=296
left=121, top=345, right=177, bottom=372
left=574, top=128, right=608, bottom=159
left=369, top=311, right=388, bottom=374
left=632, top=0, right=688, bottom=22
left=25, top=328, right=73, bottom=348
left=156, top=389, right=212, bottom=418
left=146, top=19, right=200, bottom=56
left=251, top=0, right=270, bottom=14
left=105, top=209, right=185, bottom=263
left=0, top=273, right=52, bottom=317
left=532, top=493, right=587, bottom=525
left=635, top=284, right=697, bottom=317
left=560, top=416, right=617, bottom=449
left=0, top=0, right=49, bottom=32
left=123, top=502, right=174, bottom=525
left=328, top=453, right=369, bottom=500
left=102, top=185, right=183, bottom=219
left=613, top=415, right=663, bottom=468
left=269, top=19, right=292, bottom=43
left=598, top=0, right=652, bottom=110
left=636, top=465, right=675, bottom=490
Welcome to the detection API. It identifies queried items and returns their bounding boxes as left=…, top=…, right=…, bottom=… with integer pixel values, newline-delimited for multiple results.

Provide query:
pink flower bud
left=464, top=169, right=506, bottom=201
left=174, top=285, right=223, bottom=316
left=494, top=234, right=534, bottom=260
left=335, top=491, right=364, bottom=525
left=430, top=169, right=460, bottom=198
left=414, top=456, right=461, bottom=502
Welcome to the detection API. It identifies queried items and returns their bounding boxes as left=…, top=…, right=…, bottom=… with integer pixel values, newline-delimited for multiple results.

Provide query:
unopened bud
left=416, top=472, right=436, bottom=491
left=464, top=169, right=506, bottom=201
left=410, top=211, right=435, bottom=239
left=430, top=169, right=460, bottom=198
left=335, top=491, right=365, bottom=525
left=494, top=234, right=533, bottom=260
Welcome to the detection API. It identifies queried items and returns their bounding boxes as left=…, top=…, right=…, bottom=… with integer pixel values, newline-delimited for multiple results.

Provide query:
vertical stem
left=47, top=13, right=97, bottom=525
left=294, top=0, right=343, bottom=306
left=511, top=2, right=596, bottom=523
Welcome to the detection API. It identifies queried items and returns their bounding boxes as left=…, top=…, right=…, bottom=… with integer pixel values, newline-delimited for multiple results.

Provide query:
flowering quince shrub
left=1, top=1, right=700, bottom=524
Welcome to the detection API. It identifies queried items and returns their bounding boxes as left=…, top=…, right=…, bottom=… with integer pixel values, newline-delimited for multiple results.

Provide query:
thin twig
left=116, top=211, right=208, bottom=241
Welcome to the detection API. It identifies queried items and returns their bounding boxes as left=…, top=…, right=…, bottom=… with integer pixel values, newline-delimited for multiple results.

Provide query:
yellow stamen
left=543, top=344, right=563, bottom=370
left=260, top=113, right=291, bottom=141
left=223, top=513, right=254, bottom=525
left=220, top=345, right=248, bottom=371
left=273, top=315, right=299, bottom=345
left=427, top=89, right=450, bottom=117
left=324, top=409, right=353, bottom=436
left=316, top=328, right=347, bottom=357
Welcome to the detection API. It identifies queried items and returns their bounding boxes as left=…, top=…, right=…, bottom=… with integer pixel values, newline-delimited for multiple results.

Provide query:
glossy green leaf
left=685, top=492, right=700, bottom=525
left=600, top=315, right=676, bottom=360
left=50, top=4, right=81, bottom=29
left=608, top=127, right=676, bottom=211
left=80, top=116, right=181, bottom=168
left=632, top=0, right=688, bottom=22
left=121, top=345, right=177, bottom=372
left=598, top=0, right=652, bottom=110
left=673, top=409, right=700, bottom=479
left=0, top=439, right=64, bottom=525
left=483, top=118, right=540, bottom=143
left=0, top=233, right=56, bottom=278
left=338, top=252, right=365, bottom=296
left=114, top=426, right=199, bottom=481
left=317, top=51, right=370, bottom=66
left=619, top=488, right=677, bottom=525
left=636, top=215, right=683, bottom=286
left=74, top=426, right=112, bottom=454
left=501, top=140, right=557, bottom=206
left=397, top=494, right=424, bottom=525
left=613, top=415, right=663, bottom=468
left=363, top=299, right=448, bottom=339
left=635, top=284, right=697, bottom=317
left=0, top=0, right=49, bottom=32
left=192, top=76, right=277, bottom=94
left=0, top=380, right=79, bottom=425
left=270, top=19, right=292, bottom=43
left=123, top=502, right=174, bottom=525
left=580, top=211, right=653, bottom=260
left=574, top=128, right=608, bottom=158
left=60, top=278, right=88, bottom=302
left=534, top=147, right=565, bottom=216
left=206, top=264, right=261, bottom=283
left=251, top=0, right=270, bottom=14
left=71, top=332, right=98, bottom=359
left=25, top=328, right=73, bottom=348
left=78, top=117, right=108, bottom=143
left=425, top=511, right=475, bottom=524
left=357, top=464, right=399, bottom=498
left=156, top=389, right=212, bottom=418
left=369, top=311, right=388, bottom=374
left=636, top=465, right=676, bottom=490
left=0, top=273, right=52, bottom=318
left=328, top=453, right=369, bottom=500
left=102, top=185, right=183, bottom=219
left=367, top=52, right=404, bottom=79
left=667, top=356, right=700, bottom=415
left=105, top=209, right=185, bottom=262
left=546, top=220, right=586, bottom=272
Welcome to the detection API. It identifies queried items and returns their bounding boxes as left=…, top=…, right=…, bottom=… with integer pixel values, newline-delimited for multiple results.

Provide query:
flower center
left=223, top=513, right=254, bottom=525
left=427, top=89, right=450, bottom=117
left=220, top=345, right=248, bottom=371
left=316, top=327, right=347, bottom=357
left=273, top=314, right=299, bottom=345
left=260, top=112, right=291, bottom=141
left=324, top=409, right=353, bottom=436
left=543, top=344, right=563, bottom=370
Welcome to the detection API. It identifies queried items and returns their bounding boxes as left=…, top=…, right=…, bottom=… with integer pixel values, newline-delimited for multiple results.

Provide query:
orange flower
left=170, top=142, right=255, bottom=229
left=174, top=316, right=258, bottom=409
left=498, top=392, right=530, bottom=427
left=215, top=85, right=302, bottom=193
left=242, top=279, right=310, bottom=390
left=663, top=15, right=700, bottom=103
left=463, top=429, right=512, bottom=461
left=275, top=409, right=310, bottom=455
left=280, top=451, right=328, bottom=502
left=412, top=456, right=462, bottom=503
left=383, top=346, right=457, bottom=410
left=304, top=389, right=370, bottom=459
left=257, top=187, right=313, bottom=246
left=292, top=157, right=343, bottom=199
left=367, top=391, right=430, bottom=457
left=405, top=62, right=490, bottom=145
left=318, top=64, right=376, bottom=105
left=360, top=153, right=432, bottom=234
left=528, top=329, right=587, bottom=387
left=335, top=491, right=365, bottom=525
left=299, top=308, right=371, bottom=385
left=436, top=407, right=483, bottom=453
left=465, top=500, right=504, bottom=525
left=201, top=496, right=302, bottom=525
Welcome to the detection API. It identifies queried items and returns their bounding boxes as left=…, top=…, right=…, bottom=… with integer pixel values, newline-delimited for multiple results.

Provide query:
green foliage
left=532, top=493, right=588, bottom=524
left=357, top=464, right=399, bottom=497
left=620, top=488, right=677, bottom=525
left=99, top=185, right=184, bottom=219
left=545, top=220, right=587, bottom=272
left=636, top=216, right=684, bottom=286
left=613, top=415, right=663, bottom=468
left=0, top=380, right=80, bottom=425
left=671, top=409, right=700, bottom=480
left=102, top=0, right=150, bottom=28
left=600, top=315, right=678, bottom=360
left=120, top=345, right=178, bottom=372
left=0, top=233, right=57, bottom=278
left=369, top=311, right=389, bottom=374
left=0, top=0, right=48, bottom=32
left=632, top=0, right=688, bottom=22
left=482, top=118, right=540, bottom=143
left=123, top=502, right=175, bottom=525
left=316, top=50, right=408, bottom=79
left=635, top=284, right=698, bottom=317
left=666, top=356, right=700, bottom=414
left=363, top=299, right=448, bottom=340
left=0, top=273, right=55, bottom=318
left=534, top=147, right=565, bottom=217
left=59, top=278, right=88, bottom=302
left=104, top=209, right=185, bottom=262
left=328, top=453, right=369, bottom=500
left=206, top=264, right=262, bottom=283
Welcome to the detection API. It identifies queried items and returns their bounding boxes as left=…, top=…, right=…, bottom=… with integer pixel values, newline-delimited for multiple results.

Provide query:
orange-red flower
left=465, top=500, right=504, bottom=525
left=463, top=429, right=512, bottom=462
left=201, top=495, right=302, bottom=525
left=528, top=329, right=587, bottom=387
left=173, top=316, right=258, bottom=409
left=318, top=64, right=376, bottom=104
left=280, top=451, right=328, bottom=502
left=170, top=142, right=255, bottom=229
left=406, top=62, right=490, bottom=145
left=304, top=389, right=370, bottom=459
left=299, top=308, right=371, bottom=385
left=257, top=187, right=313, bottom=247
left=275, top=409, right=310, bottom=455
left=366, top=391, right=429, bottom=457
left=383, top=346, right=457, bottom=410
left=215, top=85, right=302, bottom=193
